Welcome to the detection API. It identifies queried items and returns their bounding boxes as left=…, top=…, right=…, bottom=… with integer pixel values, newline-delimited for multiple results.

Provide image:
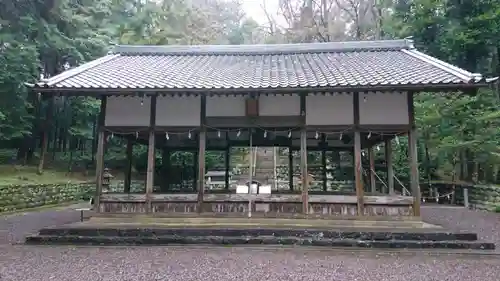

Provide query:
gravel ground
left=1, top=246, right=500, bottom=281
left=0, top=204, right=498, bottom=281
left=0, top=203, right=87, bottom=245
left=421, top=205, right=500, bottom=249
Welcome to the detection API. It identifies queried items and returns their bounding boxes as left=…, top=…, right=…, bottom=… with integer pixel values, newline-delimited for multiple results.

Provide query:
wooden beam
left=385, top=139, right=394, bottom=195
left=124, top=137, right=133, bottom=193
left=35, top=82, right=488, bottom=96
left=145, top=95, right=157, bottom=213
left=94, top=96, right=107, bottom=212
left=369, top=146, right=376, bottom=193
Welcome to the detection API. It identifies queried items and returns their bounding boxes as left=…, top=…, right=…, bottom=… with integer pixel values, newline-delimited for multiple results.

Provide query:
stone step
left=25, top=235, right=495, bottom=250
left=36, top=227, right=479, bottom=241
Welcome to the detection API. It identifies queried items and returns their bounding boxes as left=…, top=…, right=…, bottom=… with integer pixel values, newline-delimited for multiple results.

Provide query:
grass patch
left=493, top=205, right=500, bottom=213
left=0, top=164, right=93, bottom=185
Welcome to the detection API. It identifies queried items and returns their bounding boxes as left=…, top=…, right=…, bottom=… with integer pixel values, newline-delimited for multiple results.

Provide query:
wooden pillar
left=225, top=134, right=230, bottom=190
left=299, top=93, right=308, bottom=214
left=407, top=92, right=421, bottom=216
left=288, top=146, right=294, bottom=191
left=300, top=128, right=308, bottom=214
left=161, top=148, right=170, bottom=192
left=197, top=96, right=206, bottom=213
left=354, top=131, right=364, bottom=215
left=94, top=96, right=106, bottom=212
left=321, top=138, right=327, bottom=192
left=145, top=95, right=157, bottom=213
left=368, top=146, right=376, bottom=193
left=124, top=137, right=133, bottom=193
left=385, top=139, right=394, bottom=195
left=192, top=150, right=198, bottom=191
left=197, top=130, right=206, bottom=212
left=408, top=129, right=421, bottom=216
left=353, top=93, right=364, bottom=215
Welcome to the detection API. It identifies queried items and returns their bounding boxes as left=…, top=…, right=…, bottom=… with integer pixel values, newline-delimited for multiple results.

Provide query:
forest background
left=0, top=0, right=499, bottom=188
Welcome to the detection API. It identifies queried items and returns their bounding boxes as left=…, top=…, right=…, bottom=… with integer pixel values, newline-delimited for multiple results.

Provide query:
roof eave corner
left=24, top=82, right=50, bottom=92
left=404, top=37, right=416, bottom=50
left=24, top=82, right=36, bottom=88
left=485, top=77, right=499, bottom=84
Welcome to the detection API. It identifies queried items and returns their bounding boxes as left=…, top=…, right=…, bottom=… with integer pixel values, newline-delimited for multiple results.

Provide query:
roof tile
left=36, top=40, right=483, bottom=91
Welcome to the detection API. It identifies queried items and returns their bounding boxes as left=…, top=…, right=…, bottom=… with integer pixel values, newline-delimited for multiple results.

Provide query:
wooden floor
left=68, top=216, right=442, bottom=230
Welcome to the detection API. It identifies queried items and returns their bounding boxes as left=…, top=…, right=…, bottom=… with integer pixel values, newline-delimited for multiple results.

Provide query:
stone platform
left=25, top=217, right=495, bottom=251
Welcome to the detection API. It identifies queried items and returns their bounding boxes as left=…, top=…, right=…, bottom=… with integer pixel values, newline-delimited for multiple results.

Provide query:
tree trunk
left=37, top=96, right=54, bottom=175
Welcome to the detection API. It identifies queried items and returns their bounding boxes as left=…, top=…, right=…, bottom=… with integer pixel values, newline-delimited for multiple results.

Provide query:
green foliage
left=389, top=0, right=500, bottom=184
left=0, top=0, right=499, bottom=189
left=494, top=205, right=500, bottom=213
left=0, top=0, right=259, bottom=170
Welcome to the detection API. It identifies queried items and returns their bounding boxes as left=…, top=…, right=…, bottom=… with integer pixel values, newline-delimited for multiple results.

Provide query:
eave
left=30, top=82, right=491, bottom=97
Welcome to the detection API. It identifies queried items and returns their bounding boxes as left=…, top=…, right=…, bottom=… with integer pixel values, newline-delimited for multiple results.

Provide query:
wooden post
left=408, top=128, right=421, bottom=216
left=353, top=92, right=364, bottom=215
left=193, top=150, right=198, bottom=191
left=145, top=130, right=155, bottom=213
left=385, top=139, right=394, bottom=195
left=225, top=134, right=230, bottom=190
left=463, top=187, right=469, bottom=208
left=248, top=130, right=253, bottom=217
left=197, top=96, right=206, bottom=213
left=407, top=92, right=421, bottom=216
left=124, top=137, right=133, bottom=193
left=321, top=139, right=327, bottom=192
left=299, top=94, right=308, bottom=214
left=300, top=128, right=308, bottom=214
left=145, top=95, right=157, bottom=213
left=197, top=130, right=206, bottom=212
left=288, top=146, right=294, bottom=191
left=273, top=146, right=278, bottom=190
left=368, top=146, right=376, bottom=193
left=161, top=148, right=170, bottom=192
left=354, top=131, right=364, bottom=215
left=94, top=96, right=107, bottom=212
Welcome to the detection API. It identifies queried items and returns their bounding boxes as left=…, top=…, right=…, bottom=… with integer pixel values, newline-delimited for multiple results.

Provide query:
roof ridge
left=36, top=54, right=120, bottom=87
left=401, top=49, right=481, bottom=83
left=112, top=39, right=414, bottom=56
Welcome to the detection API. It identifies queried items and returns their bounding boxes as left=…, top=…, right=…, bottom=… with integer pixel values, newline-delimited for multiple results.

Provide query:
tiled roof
left=34, top=39, right=487, bottom=93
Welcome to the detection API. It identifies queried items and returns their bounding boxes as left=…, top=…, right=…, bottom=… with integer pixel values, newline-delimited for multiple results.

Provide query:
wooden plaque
left=245, top=98, right=259, bottom=117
